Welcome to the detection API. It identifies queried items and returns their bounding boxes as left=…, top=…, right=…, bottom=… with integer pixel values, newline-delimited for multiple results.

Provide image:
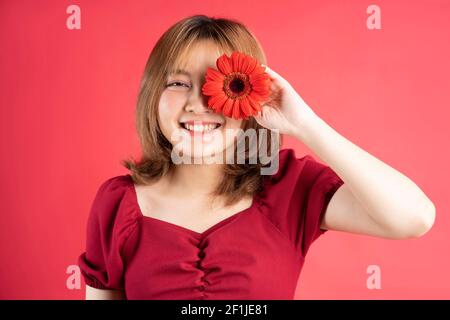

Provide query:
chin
left=169, top=139, right=227, bottom=164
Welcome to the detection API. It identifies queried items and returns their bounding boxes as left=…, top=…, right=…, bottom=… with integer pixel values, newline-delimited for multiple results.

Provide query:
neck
left=168, top=162, right=225, bottom=198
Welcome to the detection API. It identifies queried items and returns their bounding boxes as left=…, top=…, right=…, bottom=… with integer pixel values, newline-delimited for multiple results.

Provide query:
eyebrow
left=168, top=68, right=192, bottom=77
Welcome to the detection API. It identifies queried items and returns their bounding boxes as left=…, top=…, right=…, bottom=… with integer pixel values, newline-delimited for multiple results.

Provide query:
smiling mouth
left=178, top=121, right=222, bottom=133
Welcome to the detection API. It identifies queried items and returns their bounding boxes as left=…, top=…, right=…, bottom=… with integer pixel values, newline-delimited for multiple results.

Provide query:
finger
left=255, top=105, right=269, bottom=120
left=261, top=64, right=283, bottom=81
left=254, top=108, right=264, bottom=119
left=261, top=64, right=273, bottom=81
left=252, top=111, right=263, bottom=124
left=261, top=104, right=272, bottom=115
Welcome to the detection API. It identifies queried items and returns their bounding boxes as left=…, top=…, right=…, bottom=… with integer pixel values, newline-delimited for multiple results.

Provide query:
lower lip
left=188, top=130, right=213, bottom=136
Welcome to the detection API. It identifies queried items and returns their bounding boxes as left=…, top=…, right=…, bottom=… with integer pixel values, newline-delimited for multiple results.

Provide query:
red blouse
left=78, top=148, right=344, bottom=300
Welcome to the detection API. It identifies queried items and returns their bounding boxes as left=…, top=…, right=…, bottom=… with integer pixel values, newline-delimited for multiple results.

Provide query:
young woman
left=78, top=15, right=435, bottom=300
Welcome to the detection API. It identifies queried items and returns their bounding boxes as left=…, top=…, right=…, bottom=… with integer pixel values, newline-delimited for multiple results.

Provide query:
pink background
left=1, top=0, right=449, bottom=299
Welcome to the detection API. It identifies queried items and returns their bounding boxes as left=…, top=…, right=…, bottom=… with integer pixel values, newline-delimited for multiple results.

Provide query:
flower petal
left=244, top=57, right=258, bottom=74
left=202, top=81, right=224, bottom=96
left=249, top=91, right=265, bottom=102
left=251, top=78, right=271, bottom=90
left=231, top=52, right=240, bottom=72
left=237, top=52, right=246, bottom=72
left=251, top=86, right=271, bottom=99
left=250, top=63, right=266, bottom=76
left=240, top=56, right=250, bottom=74
left=205, top=67, right=225, bottom=81
left=232, top=99, right=241, bottom=119
left=247, top=94, right=262, bottom=113
left=216, top=54, right=233, bottom=75
left=209, top=94, right=228, bottom=112
left=222, top=98, right=234, bottom=118
left=240, top=98, right=252, bottom=117
left=249, top=72, right=270, bottom=83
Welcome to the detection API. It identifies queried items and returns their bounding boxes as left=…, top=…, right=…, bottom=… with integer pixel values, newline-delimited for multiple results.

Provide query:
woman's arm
left=85, top=285, right=126, bottom=300
left=294, top=114, right=435, bottom=239
left=254, top=65, right=435, bottom=239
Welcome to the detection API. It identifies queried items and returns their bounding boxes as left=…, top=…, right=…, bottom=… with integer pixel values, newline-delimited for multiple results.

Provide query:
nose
left=185, top=86, right=212, bottom=114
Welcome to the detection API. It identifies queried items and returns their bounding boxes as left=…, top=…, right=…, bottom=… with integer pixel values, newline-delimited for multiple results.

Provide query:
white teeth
left=182, top=123, right=219, bottom=132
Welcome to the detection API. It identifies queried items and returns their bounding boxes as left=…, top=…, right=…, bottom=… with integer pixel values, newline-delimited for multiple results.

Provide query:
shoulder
left=79, top=174, right=136, bottom=290
left=259, top=148, right=341, bottom=204
left=257, top=148, right=344, bottom=256
left=269, top=148, right=320, bottom=184
left=91, top=174, right=133, bottom=210
left=95, top=174, right=133, bottom=197
left=87, top=174, right=138, bottom=239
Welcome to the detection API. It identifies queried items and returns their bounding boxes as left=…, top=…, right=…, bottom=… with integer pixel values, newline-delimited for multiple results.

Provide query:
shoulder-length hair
left=123, top=15, right=282, bottom=206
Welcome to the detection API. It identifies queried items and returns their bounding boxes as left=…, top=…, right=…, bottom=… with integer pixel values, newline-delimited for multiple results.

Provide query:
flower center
left=223, top=73, right=251, bottom=99
left=229, top=78, right=245, bottom=93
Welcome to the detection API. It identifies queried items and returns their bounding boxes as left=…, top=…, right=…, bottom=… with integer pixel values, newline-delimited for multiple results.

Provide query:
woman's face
left=158, top=40, right=243, bottom=161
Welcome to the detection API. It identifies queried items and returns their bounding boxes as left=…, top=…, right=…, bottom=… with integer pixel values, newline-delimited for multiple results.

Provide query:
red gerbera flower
left=201, top=51, right=272, bottom=120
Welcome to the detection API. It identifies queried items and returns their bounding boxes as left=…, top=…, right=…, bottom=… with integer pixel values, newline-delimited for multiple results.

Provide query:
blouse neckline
left=124, top=174, right=258, bottom=239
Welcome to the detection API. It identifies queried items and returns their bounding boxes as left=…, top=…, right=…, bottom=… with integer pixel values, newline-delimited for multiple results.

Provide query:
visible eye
left=166, top=81, right=191, bottom=88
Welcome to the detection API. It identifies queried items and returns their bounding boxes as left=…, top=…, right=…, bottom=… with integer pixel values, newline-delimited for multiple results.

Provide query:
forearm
left=85, top=285, right=126, bottom=300
left=293, top=113, right=435, bottom=235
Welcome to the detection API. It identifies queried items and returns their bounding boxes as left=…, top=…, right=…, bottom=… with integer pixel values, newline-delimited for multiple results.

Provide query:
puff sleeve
left=77, top=175, right=136, bottom=290
left=262, top=149, right=345, bottom=257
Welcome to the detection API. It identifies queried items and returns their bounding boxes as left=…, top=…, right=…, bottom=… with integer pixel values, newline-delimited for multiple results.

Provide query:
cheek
left=158, top=93, right=174, bottom=119
left=158, top=93, right=183, bottom=132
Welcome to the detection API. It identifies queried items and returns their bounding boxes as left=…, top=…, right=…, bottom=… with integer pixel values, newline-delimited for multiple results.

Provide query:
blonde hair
left=122, top=14, right=282, bottom=206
